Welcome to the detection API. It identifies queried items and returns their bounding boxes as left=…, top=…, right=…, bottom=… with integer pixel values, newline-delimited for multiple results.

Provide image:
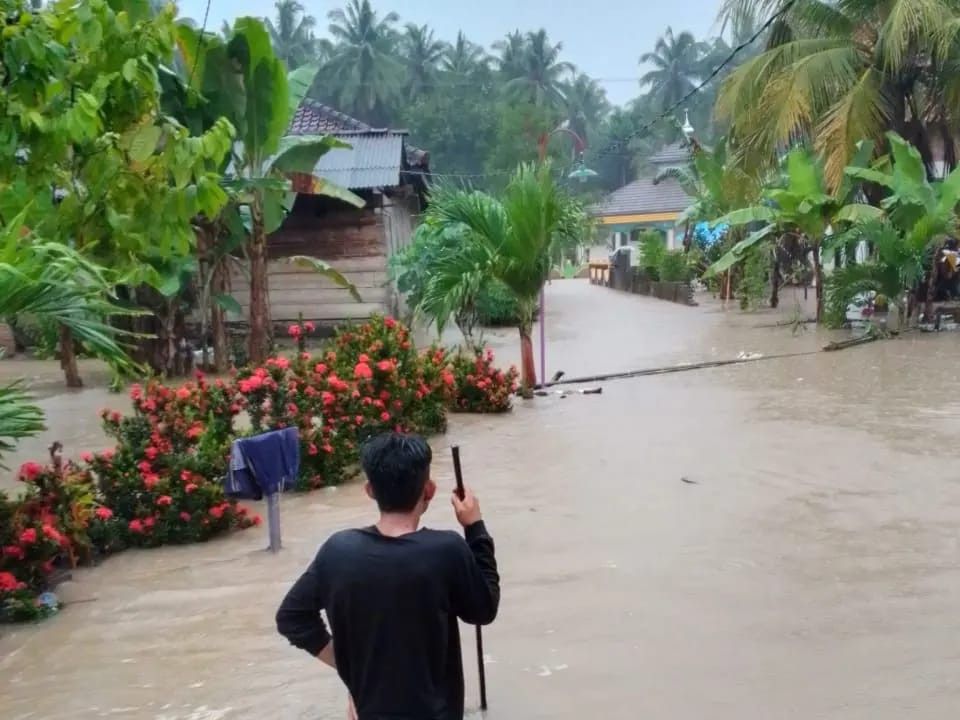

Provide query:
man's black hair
left=360, top=432, right=433, bottom=512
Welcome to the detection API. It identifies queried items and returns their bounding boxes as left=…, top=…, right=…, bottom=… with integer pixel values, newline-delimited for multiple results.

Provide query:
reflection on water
left=4, top=280, right=960, bottom=719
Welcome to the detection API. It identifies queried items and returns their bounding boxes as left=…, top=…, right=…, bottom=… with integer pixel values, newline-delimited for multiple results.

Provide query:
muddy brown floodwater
left=4, top=279, right=960, bottom=719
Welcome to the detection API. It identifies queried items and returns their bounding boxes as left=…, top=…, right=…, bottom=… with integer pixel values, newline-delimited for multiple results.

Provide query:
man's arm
left=276, top=558, right=333, bottom=658
left=451, top=488, right=500, bottom=625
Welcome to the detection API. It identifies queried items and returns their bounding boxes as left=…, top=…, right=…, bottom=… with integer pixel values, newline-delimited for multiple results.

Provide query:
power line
left=586, top=0, right=796, bottom=164
left=188, top=0, right=213, bottom=87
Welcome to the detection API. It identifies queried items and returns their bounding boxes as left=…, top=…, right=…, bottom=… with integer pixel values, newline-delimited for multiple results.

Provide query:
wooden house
left=230, top=101, right=430, bottom=326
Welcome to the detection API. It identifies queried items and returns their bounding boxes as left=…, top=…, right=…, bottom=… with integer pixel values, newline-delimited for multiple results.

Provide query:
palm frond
left=0, top=382, right=45, bottom=470
left=816, top=68, right=888, bottom=190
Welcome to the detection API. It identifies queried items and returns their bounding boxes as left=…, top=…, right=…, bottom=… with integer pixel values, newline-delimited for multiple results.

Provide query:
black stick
left=451, top=445, right=488, bottom=711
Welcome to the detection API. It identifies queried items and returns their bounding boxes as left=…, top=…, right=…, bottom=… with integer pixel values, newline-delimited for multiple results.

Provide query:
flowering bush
left=287, top=319, right=316, bottom=353
left=233, top=316, right=451, bottom=488
left=0, top=317, right=521, bottom=622
left=448, top=348, right=519, bottom=413
left=331, top=315, right=451, bottom=438
left=93, top=373, right=257, bottom=548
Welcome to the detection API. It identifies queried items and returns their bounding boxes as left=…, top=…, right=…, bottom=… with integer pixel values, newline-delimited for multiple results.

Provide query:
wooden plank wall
left=230, top=204, right=389, bottom=323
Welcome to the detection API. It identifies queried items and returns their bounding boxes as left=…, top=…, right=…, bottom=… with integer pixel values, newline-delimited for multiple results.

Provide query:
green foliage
left=716, top=0, right=960, bottom=189
left=0, top=384, right=44, bottom=470
left=475, top=280, right=523, bottom=326
left=737, top=248, right=768, bottom=311
left=0, top=213, right=142, bottom=465
left=658, top=249, right=691, bottom=283
left=419, top=164, right=585, bottom=390
left=0, top=0, right=235, bottom=287
left=639, top=231, right=667, bottom=279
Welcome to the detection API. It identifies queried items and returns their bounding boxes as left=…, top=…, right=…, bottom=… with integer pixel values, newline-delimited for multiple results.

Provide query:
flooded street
left=4, top=279, right=960, bottom=718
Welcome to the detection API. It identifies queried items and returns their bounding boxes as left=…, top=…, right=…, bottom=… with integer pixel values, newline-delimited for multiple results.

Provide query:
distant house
left=589, top=143, right=692, bottom=258
left=229, top=101, right=430, bottom=325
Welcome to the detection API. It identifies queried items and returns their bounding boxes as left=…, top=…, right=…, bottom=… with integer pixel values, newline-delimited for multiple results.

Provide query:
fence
left=593, top=262, right=696, bottom=307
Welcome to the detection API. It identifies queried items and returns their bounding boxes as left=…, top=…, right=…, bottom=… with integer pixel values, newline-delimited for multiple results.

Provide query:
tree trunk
left=248, top=203, right=270, bottom=366
left=813, top=243, right=824, bottom=323
left=770, top=253, right=780, bottom=309
left=518, top=322, right=536, bottom=398
left=211, top=257, right=229, bottom=372
left=59, top=325, right=82, bottom=388
left=923, top=244, right=941, bottom=323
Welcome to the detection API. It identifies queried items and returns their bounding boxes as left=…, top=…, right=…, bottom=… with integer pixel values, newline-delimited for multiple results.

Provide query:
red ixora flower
left=180, top=470, right=192, bottom=482
left=209, top=505, right=225, bottom=519
left=354, top=362, right=373, bottom=380
left=304, top=321, right=316, bottom=332
left=441, top=371, right=455, bottom=387
left=101, top=448, right=116, bottom=461
left=143, top=473, right=160, bottom=490
left=18, top=461, right=43, bottom=483
left=2, top=545, right=24, bottom=560
left=19, top=528, right=37, bottom=545
left=128, top=519, right=144, bottom=534
left=144, top=446, right=159, bottom=461
left=383, top=316, right=397, bottom=329
left=42, top=524, right=64, bottom=545
left=0, top=571, right=26, bottom=592
left=156, top=495, right=173, bottom=507
left=358, top=353, right=370, bottom=363
left=176, top=386, right=192, bottom=401
left=377, top=360, right=394, bottom=373
left=184, top=483, right=199, bottom=493
left=287, top=324, right=302, bottom=338
left=129, top=384, right=143, bottom=401
left=267, top=356, right=291, bottom=371
left=95, top=507, right=113, bottom=521
left=308, top=443, right=319, bottom=456
left=179, top=511, right=191, bottom=522
left=380, top=411, right=391, bottom=422
left=80, top=451, right=94, bottom=464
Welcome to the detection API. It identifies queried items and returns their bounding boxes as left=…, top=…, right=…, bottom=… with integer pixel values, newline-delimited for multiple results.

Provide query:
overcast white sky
left=175, top=0, right=723, bottom=106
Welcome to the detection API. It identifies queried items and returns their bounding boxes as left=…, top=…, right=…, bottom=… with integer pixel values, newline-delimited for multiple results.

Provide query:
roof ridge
left=300, top=99, right=372, bottom=131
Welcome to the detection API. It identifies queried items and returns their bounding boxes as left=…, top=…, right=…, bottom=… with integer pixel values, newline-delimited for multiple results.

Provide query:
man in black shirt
left=276, top=432, right=500, bottom=720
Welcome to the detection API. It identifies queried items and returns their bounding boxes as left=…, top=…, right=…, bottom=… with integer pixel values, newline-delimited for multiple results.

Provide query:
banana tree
left=178, top=19, right=364, bottom=365
left=706, top=145, right=881, bottom=321
left=845, top=132, right=960, bottom=321
left=658, top=137, right=762, bottom=301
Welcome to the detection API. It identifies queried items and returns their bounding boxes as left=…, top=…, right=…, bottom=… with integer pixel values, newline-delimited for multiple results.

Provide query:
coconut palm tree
left=325, top=0, right=403, bottom=124
left=716, top=0, right=960, bottom=189
left=493, top=29, right=525, bottom=79
left=442, top=31, right=487, bottom=76
left=640, top=27, right=706, bottom=112
left=420, top=164, right=584, bottom=395
left=266, top=0, right=318, bottom=70
left=501, top=29, right=574, bottom=109
left=562, top=73, right=610, bottom=147
left=402, top=23, right=447, bottom=100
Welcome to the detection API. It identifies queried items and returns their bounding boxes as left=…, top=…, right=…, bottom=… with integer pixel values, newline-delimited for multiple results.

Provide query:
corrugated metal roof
left=311, top=132, right=404, bottom=189
left=590, top=176, right=691, bottom=216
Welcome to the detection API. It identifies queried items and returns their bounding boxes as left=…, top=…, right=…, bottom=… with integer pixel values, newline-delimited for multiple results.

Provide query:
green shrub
left=476, top=280, right=522, bottom=326
left=639, top=231, right=667, bottom=279
left=658, top=250, right=691, bottom=282
left=737, top=249, right=768, bottom=310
